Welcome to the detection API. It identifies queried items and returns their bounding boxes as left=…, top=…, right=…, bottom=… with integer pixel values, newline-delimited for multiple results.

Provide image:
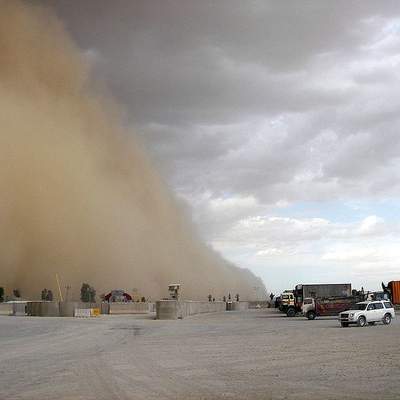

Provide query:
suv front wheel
left=357, top=316, right=366, bottom=327
left=382, top=313, right=392, bottom=325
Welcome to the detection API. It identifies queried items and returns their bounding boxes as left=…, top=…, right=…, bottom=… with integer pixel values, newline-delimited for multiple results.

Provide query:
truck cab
left=279, top=291, right=296, bottom=316
left=302, top=298, right=315, bottom=319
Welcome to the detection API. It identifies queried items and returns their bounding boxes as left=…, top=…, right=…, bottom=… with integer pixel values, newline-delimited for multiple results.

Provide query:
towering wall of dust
left=0, top=1, right=264, bottom=301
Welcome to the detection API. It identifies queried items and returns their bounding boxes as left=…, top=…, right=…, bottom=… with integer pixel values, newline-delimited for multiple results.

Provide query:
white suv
left=338, top=300, right=395, bottom=327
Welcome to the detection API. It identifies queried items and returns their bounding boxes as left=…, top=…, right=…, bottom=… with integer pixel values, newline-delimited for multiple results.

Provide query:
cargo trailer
left=283, top=283, right=352, bottom=317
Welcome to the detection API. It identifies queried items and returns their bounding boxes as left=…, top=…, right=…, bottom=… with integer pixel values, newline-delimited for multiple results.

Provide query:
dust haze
left=0, top=1, right=264, bottom=301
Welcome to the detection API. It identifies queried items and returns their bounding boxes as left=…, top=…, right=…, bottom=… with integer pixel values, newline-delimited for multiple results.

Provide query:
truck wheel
left=383, top=313, right=392, bottom=325
left=306, top=311, right=316, bottom=320
left=286, top=308, right=296, bottom=317
left=357, top=316, right=366, bottom=327
left=341, top=322, right=349, bottom=327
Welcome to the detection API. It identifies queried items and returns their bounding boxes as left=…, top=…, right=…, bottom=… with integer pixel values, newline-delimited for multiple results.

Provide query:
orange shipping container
left=389, top=281, right=400, bottom=305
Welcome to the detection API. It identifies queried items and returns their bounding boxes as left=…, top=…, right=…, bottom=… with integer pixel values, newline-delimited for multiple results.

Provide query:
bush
left=80, top=283, right=96, bottom=303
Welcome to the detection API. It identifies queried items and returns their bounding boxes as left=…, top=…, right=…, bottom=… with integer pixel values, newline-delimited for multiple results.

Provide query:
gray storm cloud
left=0, top=1, right=264, bottom=300
left=46, top=0, right=400, bottom=206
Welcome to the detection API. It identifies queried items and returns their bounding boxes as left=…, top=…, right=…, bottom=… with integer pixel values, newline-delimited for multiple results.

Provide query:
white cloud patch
left=210, top=213, right=399, bottom=289
left=357, top=215, right=386, bottom=236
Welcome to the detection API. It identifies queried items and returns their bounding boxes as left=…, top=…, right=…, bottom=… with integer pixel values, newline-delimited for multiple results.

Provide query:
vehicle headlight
left=349, top=313, right=354, bottom=319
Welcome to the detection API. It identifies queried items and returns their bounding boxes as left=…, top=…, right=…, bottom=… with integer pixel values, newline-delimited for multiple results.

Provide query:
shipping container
left=388, top=281, right=400, bottom=305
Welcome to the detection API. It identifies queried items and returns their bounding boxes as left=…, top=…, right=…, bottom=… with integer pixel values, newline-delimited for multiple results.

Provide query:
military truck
left=279, top=290, right=295, bottom=315
left=284, top=283, right=352, bottom=317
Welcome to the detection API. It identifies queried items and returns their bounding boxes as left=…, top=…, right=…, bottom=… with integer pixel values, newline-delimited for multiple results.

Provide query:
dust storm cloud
left=0, top=1, right=264, bottom=300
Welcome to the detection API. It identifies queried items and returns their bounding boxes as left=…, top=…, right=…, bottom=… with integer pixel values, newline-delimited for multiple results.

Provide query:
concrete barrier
left=156, top=300, right=225, bottom=320
left=109, top=302, right=151, bottom=314
left=59, top=302, right=78, bottom=317
left=12, top=302, right=27, bottom=316
left=7, top=301, right=144, bottom=317
left=183, top=301, right=225, bottom=317
left=27, top=301, right=60, bottom=317
left=0, top=302, right=28, bottom=316
left=156, top=300, right=179, bottom=319
left=58, top=302, right=102, bottom=317
left=231, top=301, right=249, bottom=311
left=59, top=302, right=101, bottom=317
left=101, top=302, right=110, bottom=314
left=0, top=303, right=12, bottom=315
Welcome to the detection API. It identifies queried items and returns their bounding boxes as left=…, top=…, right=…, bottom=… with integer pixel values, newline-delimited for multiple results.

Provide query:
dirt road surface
left=1, top=309, right=399, bottom=400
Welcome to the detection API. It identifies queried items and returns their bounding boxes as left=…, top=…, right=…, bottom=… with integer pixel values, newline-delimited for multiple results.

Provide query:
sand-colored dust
left=0, top=1, right=264, bottom=301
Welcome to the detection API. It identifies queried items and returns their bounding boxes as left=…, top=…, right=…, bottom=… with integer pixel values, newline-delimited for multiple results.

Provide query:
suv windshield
left=355, top=303, right=367, bottom=310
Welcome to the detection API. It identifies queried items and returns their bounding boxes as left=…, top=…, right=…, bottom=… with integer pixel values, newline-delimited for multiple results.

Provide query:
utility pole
left=55, top=273, right=63, bottom=302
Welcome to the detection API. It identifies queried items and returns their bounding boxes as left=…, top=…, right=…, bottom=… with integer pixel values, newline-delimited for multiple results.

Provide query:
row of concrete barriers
left=0, top=300, right=249, bottom=319
left=0, top=301, right=156, bottom=317
left=155, top=300, right=249, bottom=319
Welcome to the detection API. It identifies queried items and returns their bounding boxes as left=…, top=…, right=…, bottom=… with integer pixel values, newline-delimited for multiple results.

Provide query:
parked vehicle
left=338, top=300, right=395, bottom=327
left=283, top=283, right=352, bottom=317
left=302, top=296, right=361, bottom=320
left=279, top=291, right=295, bottom=315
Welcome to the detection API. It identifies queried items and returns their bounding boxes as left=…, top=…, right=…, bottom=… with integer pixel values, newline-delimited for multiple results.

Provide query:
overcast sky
left=46, top=1, right=400, bottom=293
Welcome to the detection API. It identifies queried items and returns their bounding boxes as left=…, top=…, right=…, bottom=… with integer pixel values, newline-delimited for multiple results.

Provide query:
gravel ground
left=0, top=309, right=399, bottom=400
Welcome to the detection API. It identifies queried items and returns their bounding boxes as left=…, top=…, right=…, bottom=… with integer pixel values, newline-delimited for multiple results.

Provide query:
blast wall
left=109, top=302, right=152, bottom=314
left=27, top=301, right=60, bottom=317
left=0, top=303, right=12, bottom=315
left=230, top=301, right=249, bottom=311
left=156, top=300, right=225, bottom=319
left=59, top=302, right=101, bottom=317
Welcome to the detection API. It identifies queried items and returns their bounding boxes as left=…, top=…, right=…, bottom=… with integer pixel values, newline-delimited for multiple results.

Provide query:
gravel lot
left=1, top=309, right=399, bottom=400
